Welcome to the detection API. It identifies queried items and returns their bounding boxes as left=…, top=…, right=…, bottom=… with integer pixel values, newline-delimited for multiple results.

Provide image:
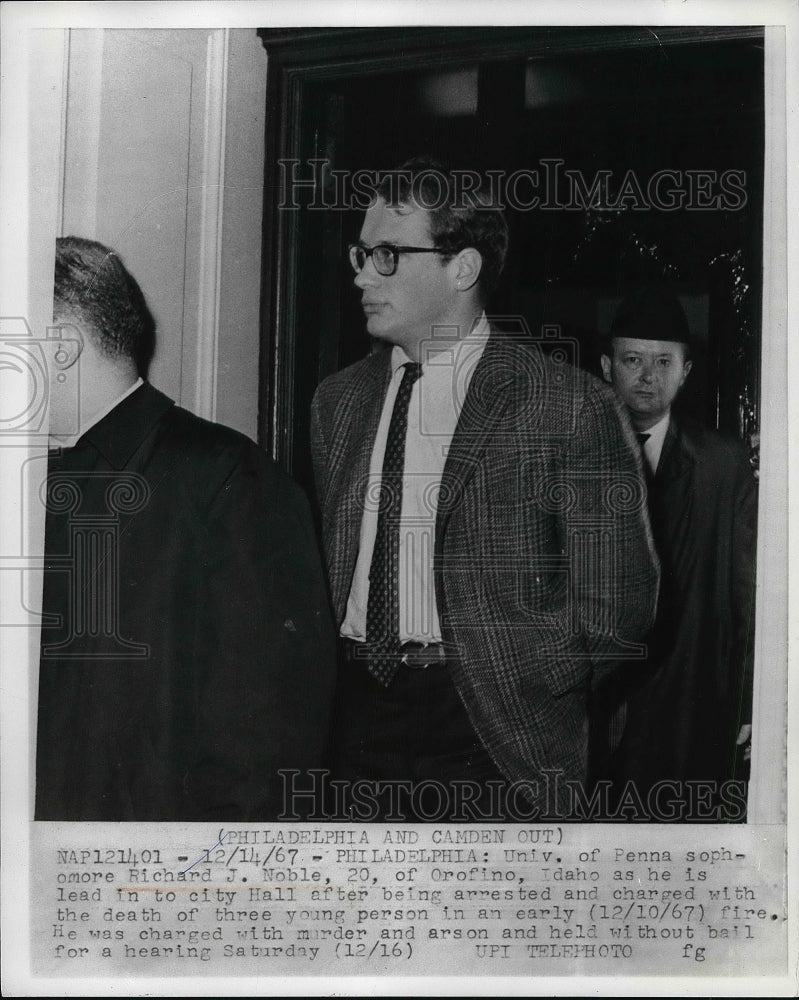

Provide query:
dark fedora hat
left=609, top=285, right=693, bottom=352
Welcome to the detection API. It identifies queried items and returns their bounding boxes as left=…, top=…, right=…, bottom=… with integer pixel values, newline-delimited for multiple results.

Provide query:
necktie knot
left=636, top=432, right=654, bottom=483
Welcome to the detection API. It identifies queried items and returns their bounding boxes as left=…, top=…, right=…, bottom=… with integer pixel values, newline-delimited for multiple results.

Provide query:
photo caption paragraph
left=31, top=823, right=786, bottom=977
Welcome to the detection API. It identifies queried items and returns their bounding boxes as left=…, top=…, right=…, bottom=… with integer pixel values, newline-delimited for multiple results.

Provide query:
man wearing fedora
left=597, top=285, right=758, bottom=819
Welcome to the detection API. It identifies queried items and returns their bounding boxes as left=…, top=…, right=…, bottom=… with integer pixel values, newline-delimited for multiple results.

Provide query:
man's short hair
left=54, top=236, right=155, bottom=373
left=375, top=156, right=509, bottom=297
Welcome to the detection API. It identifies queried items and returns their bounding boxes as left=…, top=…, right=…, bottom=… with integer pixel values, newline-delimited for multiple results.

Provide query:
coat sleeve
left=184, top=442, right=336, bottom=820
left=561, top=380, right=660, bottom=674
left=310, top=387, right=329, bottom=509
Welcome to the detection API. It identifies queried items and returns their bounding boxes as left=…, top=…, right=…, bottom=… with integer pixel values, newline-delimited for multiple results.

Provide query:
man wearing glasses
left=310, top=157, right=658, bottom=821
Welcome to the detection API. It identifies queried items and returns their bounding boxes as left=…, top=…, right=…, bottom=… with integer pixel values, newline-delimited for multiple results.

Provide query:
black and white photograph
left=0, top=0, right=794, bottom=995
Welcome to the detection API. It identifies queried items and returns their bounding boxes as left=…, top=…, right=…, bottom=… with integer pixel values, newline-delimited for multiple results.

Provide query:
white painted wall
left=216, top=29, right=267, bottom=439
left=1, top=22, right=67, bottom=956
left=59, top=27, right=266, bottom=439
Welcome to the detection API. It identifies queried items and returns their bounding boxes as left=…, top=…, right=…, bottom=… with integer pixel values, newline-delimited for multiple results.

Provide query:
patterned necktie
left=365, top=361, right=423, bottom=686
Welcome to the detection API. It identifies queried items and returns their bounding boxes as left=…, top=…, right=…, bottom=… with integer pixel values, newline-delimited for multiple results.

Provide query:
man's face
left=601, top=337, right=692, bottom=430
left=353, top=198, right=458, bottom=357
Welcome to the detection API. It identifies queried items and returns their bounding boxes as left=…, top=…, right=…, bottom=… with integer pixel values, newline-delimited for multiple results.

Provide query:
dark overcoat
left=36, top=382, right=336, bottom=821
left=604, top=416, right=758, bottom=798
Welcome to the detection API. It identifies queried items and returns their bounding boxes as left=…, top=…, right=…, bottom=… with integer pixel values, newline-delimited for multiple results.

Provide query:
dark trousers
left=330, top=646, right=507, bottom=821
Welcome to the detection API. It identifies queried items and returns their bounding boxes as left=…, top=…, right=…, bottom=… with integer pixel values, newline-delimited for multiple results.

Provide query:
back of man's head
left=54, top=236, right=154, bottom=374
left=375, top=156, right=509, bottom=300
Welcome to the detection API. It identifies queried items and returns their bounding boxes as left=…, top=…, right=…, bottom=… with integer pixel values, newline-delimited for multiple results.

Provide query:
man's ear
left=681, top=358, right=693, bottom=384
left=452, top=248, right=482, bottom=292
left=48, top=324, right=84, bottom=372
left=600, top=354, right=613, bottom=383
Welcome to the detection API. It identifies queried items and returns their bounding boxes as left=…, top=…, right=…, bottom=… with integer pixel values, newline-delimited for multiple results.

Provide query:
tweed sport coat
left=311, top=333, right=659, bottom=801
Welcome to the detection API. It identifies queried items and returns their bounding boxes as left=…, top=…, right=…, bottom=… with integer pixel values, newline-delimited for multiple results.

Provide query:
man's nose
left=354, top=258, right=380, bottom=289
left=640, top=361, right=655, bottom=382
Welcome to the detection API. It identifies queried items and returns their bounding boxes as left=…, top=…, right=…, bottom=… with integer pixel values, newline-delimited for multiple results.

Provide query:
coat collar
left=343, top=350, right=394, bottom=468
left=656, top=416, right=694, bottom=484
left=79, top=382, right=175, bottom=469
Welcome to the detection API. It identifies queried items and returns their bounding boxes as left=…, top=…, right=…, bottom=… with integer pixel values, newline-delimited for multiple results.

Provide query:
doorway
left=257, top=26, right=764, bottom=493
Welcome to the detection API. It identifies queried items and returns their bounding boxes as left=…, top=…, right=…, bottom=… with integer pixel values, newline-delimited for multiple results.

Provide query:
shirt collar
left=49, top=377, right=145, bottom=450
left=645, top=410, right=671, bottom=451
left=81, top=377, right=145, bottom=437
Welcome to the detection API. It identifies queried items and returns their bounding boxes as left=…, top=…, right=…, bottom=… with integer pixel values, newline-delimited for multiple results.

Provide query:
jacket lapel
left=656, top=418, right=693, bottom=488
left=436, top=334, right=516, bottom=541
left=330, top=351, right=393, bottom=616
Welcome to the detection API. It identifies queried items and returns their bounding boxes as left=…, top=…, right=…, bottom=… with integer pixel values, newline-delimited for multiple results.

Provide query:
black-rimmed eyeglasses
left=348, top=242, right=447, bottom=277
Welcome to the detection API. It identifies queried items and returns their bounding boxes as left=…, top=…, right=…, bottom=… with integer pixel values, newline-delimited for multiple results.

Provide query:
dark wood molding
left=257, top=25, right=764, bottom=66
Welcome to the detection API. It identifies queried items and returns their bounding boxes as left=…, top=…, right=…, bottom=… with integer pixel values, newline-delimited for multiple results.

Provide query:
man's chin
left=366, top=320, right=393, bottom=342
left=627, top=396, right=657, bottom=414
left=628, top=404, right=666, bottom=425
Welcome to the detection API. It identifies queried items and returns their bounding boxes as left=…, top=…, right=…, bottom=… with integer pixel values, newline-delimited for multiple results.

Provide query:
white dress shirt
left=341, top=315, right=490, bottom=643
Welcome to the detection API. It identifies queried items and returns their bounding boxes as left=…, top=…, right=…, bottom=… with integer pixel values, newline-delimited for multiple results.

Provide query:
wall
left=216, top=30, right=267, bottom=439
left=59, top=27, right=266, bottom=439
left=1, top=24, right=68, bottom=942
